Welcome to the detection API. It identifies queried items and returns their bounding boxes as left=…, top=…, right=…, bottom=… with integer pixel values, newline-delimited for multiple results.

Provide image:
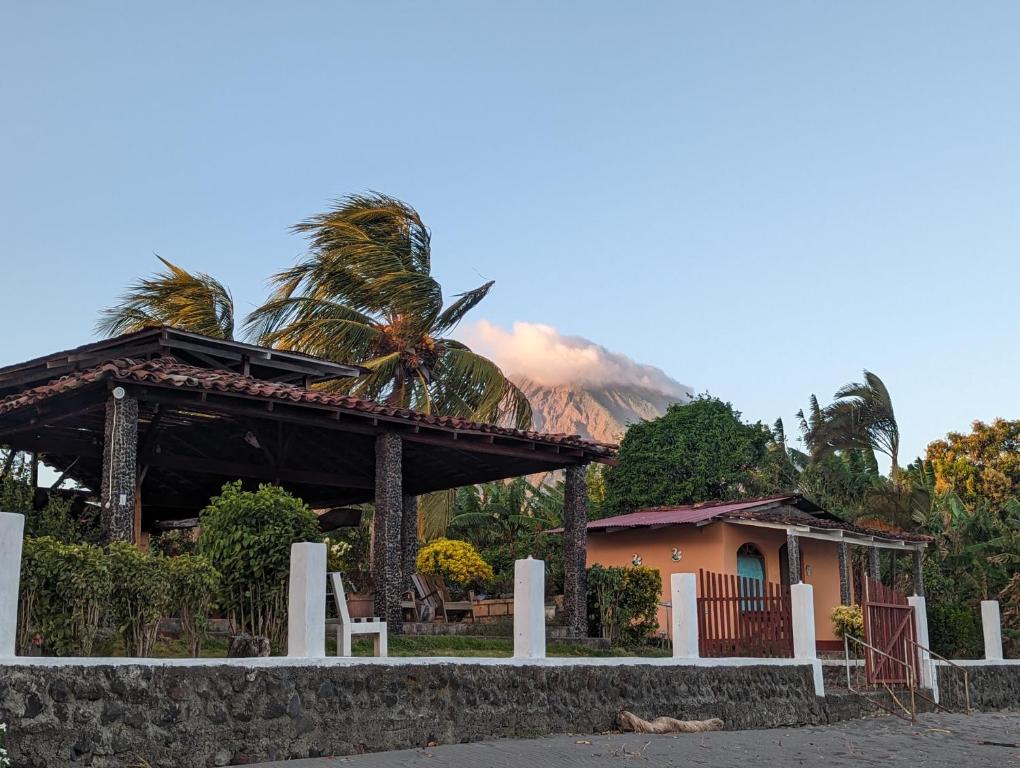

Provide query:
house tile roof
left=586, top=494, right=931, bottom=543
left=0, top=356, right=617, bottom=457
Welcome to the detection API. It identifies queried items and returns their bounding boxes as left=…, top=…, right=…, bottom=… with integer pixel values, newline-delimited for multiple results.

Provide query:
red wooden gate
left=862, top=576, right=917, bottom=685
left=697, top=569, right=793, bottom=658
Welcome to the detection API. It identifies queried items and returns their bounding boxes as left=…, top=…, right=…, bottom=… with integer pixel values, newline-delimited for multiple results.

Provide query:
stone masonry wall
left=2, top=661, right=824, bottom=767
left=937, top=662, right=1020, bottom=711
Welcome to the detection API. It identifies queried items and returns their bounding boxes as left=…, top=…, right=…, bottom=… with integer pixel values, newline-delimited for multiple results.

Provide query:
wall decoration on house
left=631, top=553, right=643, bottom=566
left=671, top=548, right=683, bottom=562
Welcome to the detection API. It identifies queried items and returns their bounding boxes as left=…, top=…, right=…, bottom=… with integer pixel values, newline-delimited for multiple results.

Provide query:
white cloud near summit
left=459, top=320, right=693, bottom=398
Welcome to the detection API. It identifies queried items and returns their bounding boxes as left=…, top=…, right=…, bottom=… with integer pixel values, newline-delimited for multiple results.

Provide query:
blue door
left=737, top=550, right=766, bottom=610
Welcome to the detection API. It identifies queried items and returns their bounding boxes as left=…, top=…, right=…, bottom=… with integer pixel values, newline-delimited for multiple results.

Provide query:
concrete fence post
left=790, top=582, right=824, bottom=696
left=0, top=512, right=25, bottom=658
left=908, top=594, right=936, bottom=696
left=670, top=573, right=699, bottom=659
left=981, top=600, right=1004, bottom=661
left=513, top=557, right=546, bottom=659
left=287, top=542, right=327, bottom=658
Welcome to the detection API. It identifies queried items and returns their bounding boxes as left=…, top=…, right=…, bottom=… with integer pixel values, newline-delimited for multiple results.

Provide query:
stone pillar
left=785, top=531, right=801, bottom=585
left=100, top=390, right=139, bottom=543
left=868, top=546, right=881, bottom=581
left=790, top=582, right=824, bottom=696
left=837, top=542, right=851, bottom=605
left=400, top=495, right=418, bottom=590
left=0, top=512, right=25, bottom=658
left=287, top=542, right=326, bottom=658
left=513, top=557, right=546, bottom=659
left=908, top=595, right=935, bottom=692
left=670, top=573, right=699, bottom=659
left=562, top=464, right=589, bottom=638
left=981, top=600, right=1004, bottom=661
left=912, top=548, right=925, bottom=597
left=373, top=433, right=404, bottom=631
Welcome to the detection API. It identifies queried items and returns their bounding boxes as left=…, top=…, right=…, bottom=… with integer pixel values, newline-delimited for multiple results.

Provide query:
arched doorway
left=737, top=543, right=766, bottom=607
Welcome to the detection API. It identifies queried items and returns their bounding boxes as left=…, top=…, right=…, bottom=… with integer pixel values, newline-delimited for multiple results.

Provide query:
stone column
left=100, top=389, right=139, bottom=543
left=400, top=495, right=418, bottom=591
left=868, top=546, right=881, bottom=581
left=562, top=463, right=589, bottom=638
left=373, top=433, right=404, bottom=631
left=287, top=542, right=326, bottom=658
left=912, top=548, right=925, bottom=597
left=837, top=542, right=851, bottom=605
left=513, top=557, right=546, bottom=659
left=981, top=600, right=1004, bottom=661
left=785, top=531, right=801, bottom=585
left=0, top=512, right=25, bottom=658
left=670, top=572, right=699, bottom=659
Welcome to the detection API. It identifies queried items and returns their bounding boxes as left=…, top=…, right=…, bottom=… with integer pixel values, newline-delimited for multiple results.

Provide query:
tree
left=926, top=418, right=1020, bottom=503
left=799, top=371, right=899, bottom=472
left=245, top=193, right=531, bottom=428
left=97, top=256, right=235, bottom=340
left=603, top=396, right=782, bottom=515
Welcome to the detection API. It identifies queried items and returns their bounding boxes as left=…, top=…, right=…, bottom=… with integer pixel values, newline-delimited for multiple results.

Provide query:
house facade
left=585, top=494, right=930, bottom=650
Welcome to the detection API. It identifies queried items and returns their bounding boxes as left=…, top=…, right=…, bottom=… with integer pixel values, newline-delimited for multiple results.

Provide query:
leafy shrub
left=17, top=536, right=111, bottom=656
left=928, top=601, right=984, bottom=659
left=416, top=538, right=493, bottom=586
left=586, top=565, right=661, bottom=646
left=166, top=555, right=220, bottom=657
left=107, top=542, right=172, bottom=657
left=324, top=535, right=353, bottom=574
left=198, top=481, right=320, bottom=644
left=150, top=529, right=198, bottom=557
left=0, top=721, right=8, bottom=768
left=830, top=604, right=864, bottom=640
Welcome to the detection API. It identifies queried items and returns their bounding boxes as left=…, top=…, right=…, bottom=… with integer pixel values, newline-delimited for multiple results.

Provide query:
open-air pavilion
left=0, top=327, right=616, bottom=633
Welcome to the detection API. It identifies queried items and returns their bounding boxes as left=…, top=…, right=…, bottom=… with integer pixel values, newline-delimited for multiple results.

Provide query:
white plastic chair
left=328, top=572, right=388, bottom=657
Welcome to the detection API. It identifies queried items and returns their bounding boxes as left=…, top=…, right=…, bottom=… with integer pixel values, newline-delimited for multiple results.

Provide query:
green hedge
left=586, top=565, right=661, bottom=646
left=928, top=600, right=984, bottom=659
left=17, top=536, right=219, bottom=657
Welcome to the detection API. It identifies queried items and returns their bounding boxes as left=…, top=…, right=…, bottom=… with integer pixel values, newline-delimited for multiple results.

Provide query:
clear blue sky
left=2, top=2, right=1018, bottom=465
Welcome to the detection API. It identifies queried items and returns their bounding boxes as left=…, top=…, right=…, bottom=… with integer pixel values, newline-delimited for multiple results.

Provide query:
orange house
left=584, top=494, right=929, bottom=651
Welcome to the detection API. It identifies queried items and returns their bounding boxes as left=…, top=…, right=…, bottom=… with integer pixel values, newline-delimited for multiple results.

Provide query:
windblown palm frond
left=799, top=371, right=899, bottom=471
left=97, top=256, right=234, bottom=340
left=245, top=193, right=532, bottom=428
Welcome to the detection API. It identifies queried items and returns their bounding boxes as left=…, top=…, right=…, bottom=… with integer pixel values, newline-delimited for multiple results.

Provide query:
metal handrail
left=905, top=636, right=972, bottom=714
left=843, top=633, right=917, bottom=722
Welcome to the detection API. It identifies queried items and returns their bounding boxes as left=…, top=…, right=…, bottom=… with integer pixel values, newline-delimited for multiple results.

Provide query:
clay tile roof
left=584, top=494, right=931, bottom=543
left=0, top=356, right=617, bottom=456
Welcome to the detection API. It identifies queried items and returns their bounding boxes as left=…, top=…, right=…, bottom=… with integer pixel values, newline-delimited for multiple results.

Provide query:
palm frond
left=97, top=256, right=235, bottom=340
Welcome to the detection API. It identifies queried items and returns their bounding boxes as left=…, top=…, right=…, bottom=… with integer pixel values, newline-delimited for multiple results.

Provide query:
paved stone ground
left=254, top=712, right=1020, bottom=767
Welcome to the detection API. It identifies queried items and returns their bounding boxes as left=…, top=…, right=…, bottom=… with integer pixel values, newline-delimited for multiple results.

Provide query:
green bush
left=17, top=536, right=111, bottom=656
left=150, top=529, right=198, bottom=557
left=107, top=542, right=172, bottom=657
left=166, top=555, right=220, bottom=657
left=586, top=565, right=661, bottom=645
left=928, top=601, right=984, bottom=659
left=198, top=481, right=320, bottom=644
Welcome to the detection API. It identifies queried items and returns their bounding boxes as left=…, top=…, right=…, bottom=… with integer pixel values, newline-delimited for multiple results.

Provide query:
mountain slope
left=513, top=375, right=690, bottom=444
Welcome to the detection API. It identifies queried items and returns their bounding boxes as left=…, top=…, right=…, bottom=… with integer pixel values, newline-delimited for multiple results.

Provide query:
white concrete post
left=981, top=600, right=1004, bottom=661
left=0, top=512, right=25, bottom=658
left=908, top=595, right=936, bottom=695
left=670, top=573, right=699, bottom=659
left=287, top=542, right=326, bottom=658
left=513, top=557, right=546, bottom=659
left=790, top=582, right=824, bottom=696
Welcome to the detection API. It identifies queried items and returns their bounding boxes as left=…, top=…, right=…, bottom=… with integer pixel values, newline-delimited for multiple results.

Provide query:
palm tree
left=799, top=370, right=899, bottom=472
left=97, top=256, right=235, bottom=340
left=245, top=193, right=531, bottom=428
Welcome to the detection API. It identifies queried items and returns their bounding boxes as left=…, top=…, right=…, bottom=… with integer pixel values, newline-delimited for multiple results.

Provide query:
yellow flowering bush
left=416, top=538, right=493, bottom=586
left=830, top=604, right=864, bottom=640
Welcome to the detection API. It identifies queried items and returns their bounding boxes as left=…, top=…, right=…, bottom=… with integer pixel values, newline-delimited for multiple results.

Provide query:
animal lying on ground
left=617, top=710, right=725, bottom=733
